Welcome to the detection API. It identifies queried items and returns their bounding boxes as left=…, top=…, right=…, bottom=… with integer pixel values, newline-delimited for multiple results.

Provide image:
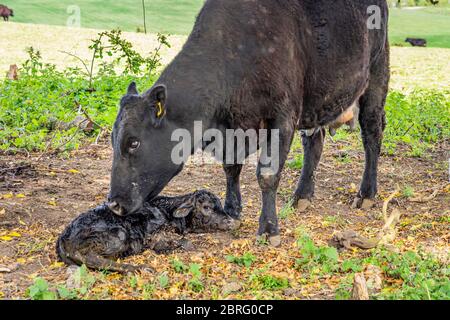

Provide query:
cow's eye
left=128, top=140, right=140, bottom=153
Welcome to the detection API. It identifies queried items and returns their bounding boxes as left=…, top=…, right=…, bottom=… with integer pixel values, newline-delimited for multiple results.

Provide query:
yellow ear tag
left=156, top=101, right=164, bottom=118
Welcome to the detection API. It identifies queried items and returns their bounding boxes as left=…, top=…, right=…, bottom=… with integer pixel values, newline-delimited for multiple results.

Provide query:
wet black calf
left=56, top=190, right=238, bottom=272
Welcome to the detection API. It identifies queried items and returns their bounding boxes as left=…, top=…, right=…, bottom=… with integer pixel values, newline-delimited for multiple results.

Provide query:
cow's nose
left=107, top=201, right=124, bottom=216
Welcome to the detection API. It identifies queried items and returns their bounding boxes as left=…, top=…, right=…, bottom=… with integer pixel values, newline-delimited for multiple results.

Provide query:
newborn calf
left=56, top=190, right=239, bottom=272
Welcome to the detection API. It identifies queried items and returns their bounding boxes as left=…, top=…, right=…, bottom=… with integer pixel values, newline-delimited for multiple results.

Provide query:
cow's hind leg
left=292, top=128, right=325, bottom=212
left=354, top=51, right=389, bottom=209
left=257, top=119, right=294, bottom=246
left=223, top=164, right=243, bottom=219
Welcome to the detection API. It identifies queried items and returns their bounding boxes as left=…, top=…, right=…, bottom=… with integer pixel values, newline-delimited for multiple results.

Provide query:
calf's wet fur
left=56, top=190, right=239, bottom=272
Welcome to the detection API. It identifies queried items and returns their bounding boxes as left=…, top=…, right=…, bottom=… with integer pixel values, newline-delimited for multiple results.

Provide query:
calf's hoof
left=352, top=197, right=375, bottom=210
left=256, top=234, right=281, bottom=247
left=229, top=218, right=241, bottom=231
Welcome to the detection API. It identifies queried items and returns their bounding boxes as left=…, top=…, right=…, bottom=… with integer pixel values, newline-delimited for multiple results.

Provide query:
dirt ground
left=1, top=134, right=448, bottom=299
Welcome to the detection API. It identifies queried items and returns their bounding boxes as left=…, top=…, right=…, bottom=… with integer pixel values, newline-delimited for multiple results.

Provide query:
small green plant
left=171, top=259, right=189, bottom=273
left=188, top=278, right=204, bottom=293
left=26, top=265, right=96, bottom=300
left=295, top=233, right=339, bottom=274
left=142, top=282, right=155, bottom=299
left=188, top=263, right=204, bottom=293
left=335, top=248, right=450, bottom=300
left=334, top=153, right=351, bottom=164
left=279, top=199, right=295, bottom=219
left=129, top=275, right=138, bottom=289
left=70, top=265, right=96, bottom=295
left=26, top=278, right=58, bottom=300
left=251, top=274, right=289, bottom=291
left=287, top=155, right=304, bottom=170
left=384, top=90, right=450, bottom=157
left=226, top=252, right=256, bottom=268
left=340, top=259, right=364, bottom=273
left=402, top=185, right=415, bottom=198
left=334, top=275, right=354, bottom=300
left=189, top=263, right=202, bottom=277
left=158, top=273, right=170, bottom=289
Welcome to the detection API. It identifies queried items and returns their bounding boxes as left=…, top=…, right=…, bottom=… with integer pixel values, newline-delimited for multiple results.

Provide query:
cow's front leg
left=257, top=120, right=294, bottom=247
left=292, top=128, right=325, bottom=212
left=223, top=164, right=243, bottom=219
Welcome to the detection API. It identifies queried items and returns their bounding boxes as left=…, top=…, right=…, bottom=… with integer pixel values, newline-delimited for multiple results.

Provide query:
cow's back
left=157, top=0, right=388, bottom=130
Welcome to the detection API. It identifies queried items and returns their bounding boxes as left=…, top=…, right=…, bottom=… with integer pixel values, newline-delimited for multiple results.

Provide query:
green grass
left=2, top=2, right=450, bottom=47
left=1, top=0, right=204, bottom=35
left=389, top=7, right=450, bottom=48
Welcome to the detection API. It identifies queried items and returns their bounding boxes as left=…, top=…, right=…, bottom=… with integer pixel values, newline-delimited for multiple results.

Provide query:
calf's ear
left=147, top=85, right=167, bottom=126
left=173, top=197, right=195, bottom=218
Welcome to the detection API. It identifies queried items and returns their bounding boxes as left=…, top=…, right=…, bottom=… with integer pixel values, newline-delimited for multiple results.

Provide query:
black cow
left=108, top=0, right=390, bottom=246
left=405, top=38, right=427, bottom=47
left=0, top=5, right=13, bottom=21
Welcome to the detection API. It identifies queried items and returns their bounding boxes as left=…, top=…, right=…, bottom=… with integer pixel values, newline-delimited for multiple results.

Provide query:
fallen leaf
left=67, top=169, right=80, bottom=174
left=0, top=236, right=13, bottom=241
left=9, top=231, right=21, bottom=237
left=0, top=208, right=5, bottom=215
left=16, top=194, right=26, bottom=198
left=48, top=200, right=57, bottom=206
left=222, top=282, right=242, bottom=295
left=2, top=193, right=13, bottom=199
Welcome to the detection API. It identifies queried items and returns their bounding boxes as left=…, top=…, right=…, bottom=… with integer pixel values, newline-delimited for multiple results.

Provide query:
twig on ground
left=74, top=101, right=106, bottom=131
left=329, top=185, right=402, bottom=251
left=410, top=184, right=447, bottom=203
left=382, top=185, right=400, bottom=221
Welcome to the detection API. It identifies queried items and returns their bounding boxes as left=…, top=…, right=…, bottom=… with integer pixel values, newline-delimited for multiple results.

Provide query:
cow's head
left=107, top=82, right=183, bottom=216
left=10, top=9, right=14, bottom=17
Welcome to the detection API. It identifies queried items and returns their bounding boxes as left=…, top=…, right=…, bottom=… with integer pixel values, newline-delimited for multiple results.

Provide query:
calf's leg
left=292, top=128, right=325, bottom=212
left=257, top=119, right=294, bottom=246
left=223, top=164, right=243, bottom=219
left=354, top=50, right=389, bottom=209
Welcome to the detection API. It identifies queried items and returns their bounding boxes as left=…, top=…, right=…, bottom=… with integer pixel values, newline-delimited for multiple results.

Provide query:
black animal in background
left=56, top=190, right=239, bottom=272
left=405, top=38, right=427, bottom=47
left=0, top=4, right=13, bottom=21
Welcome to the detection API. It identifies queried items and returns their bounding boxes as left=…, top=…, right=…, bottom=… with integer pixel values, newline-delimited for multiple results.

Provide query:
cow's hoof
left=269, top=235, right=281, bottom=247
left=256, top=234, right=281, bottom=247
left=296, top=199, right=312, bottom=213
left=352, top=197, right=375, bottom=210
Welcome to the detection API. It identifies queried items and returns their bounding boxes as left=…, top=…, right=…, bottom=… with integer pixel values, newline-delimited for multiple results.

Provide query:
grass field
left=389, top=7, right=450, bottom=47
left=2, top=1, right=450, bottom=47
left=1, top=22, right=449, bottom=92
left=0, top=0, right=204, bottom=35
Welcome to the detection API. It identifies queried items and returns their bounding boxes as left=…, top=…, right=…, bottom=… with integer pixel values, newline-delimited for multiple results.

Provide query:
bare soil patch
left=1, top=137, right=448, bottom=299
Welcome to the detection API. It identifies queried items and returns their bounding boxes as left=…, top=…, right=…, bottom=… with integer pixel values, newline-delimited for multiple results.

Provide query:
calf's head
left=108, top=82, right=183, bottom=215
left=174, top=191, right=240, bottom=232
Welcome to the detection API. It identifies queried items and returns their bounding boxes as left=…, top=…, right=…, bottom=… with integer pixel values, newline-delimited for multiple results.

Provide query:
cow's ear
left=147, top=85, right=167, bottom=124
left=127, top=82, right=138, bottom=95
left=173, top=197, right=195, bottom=218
